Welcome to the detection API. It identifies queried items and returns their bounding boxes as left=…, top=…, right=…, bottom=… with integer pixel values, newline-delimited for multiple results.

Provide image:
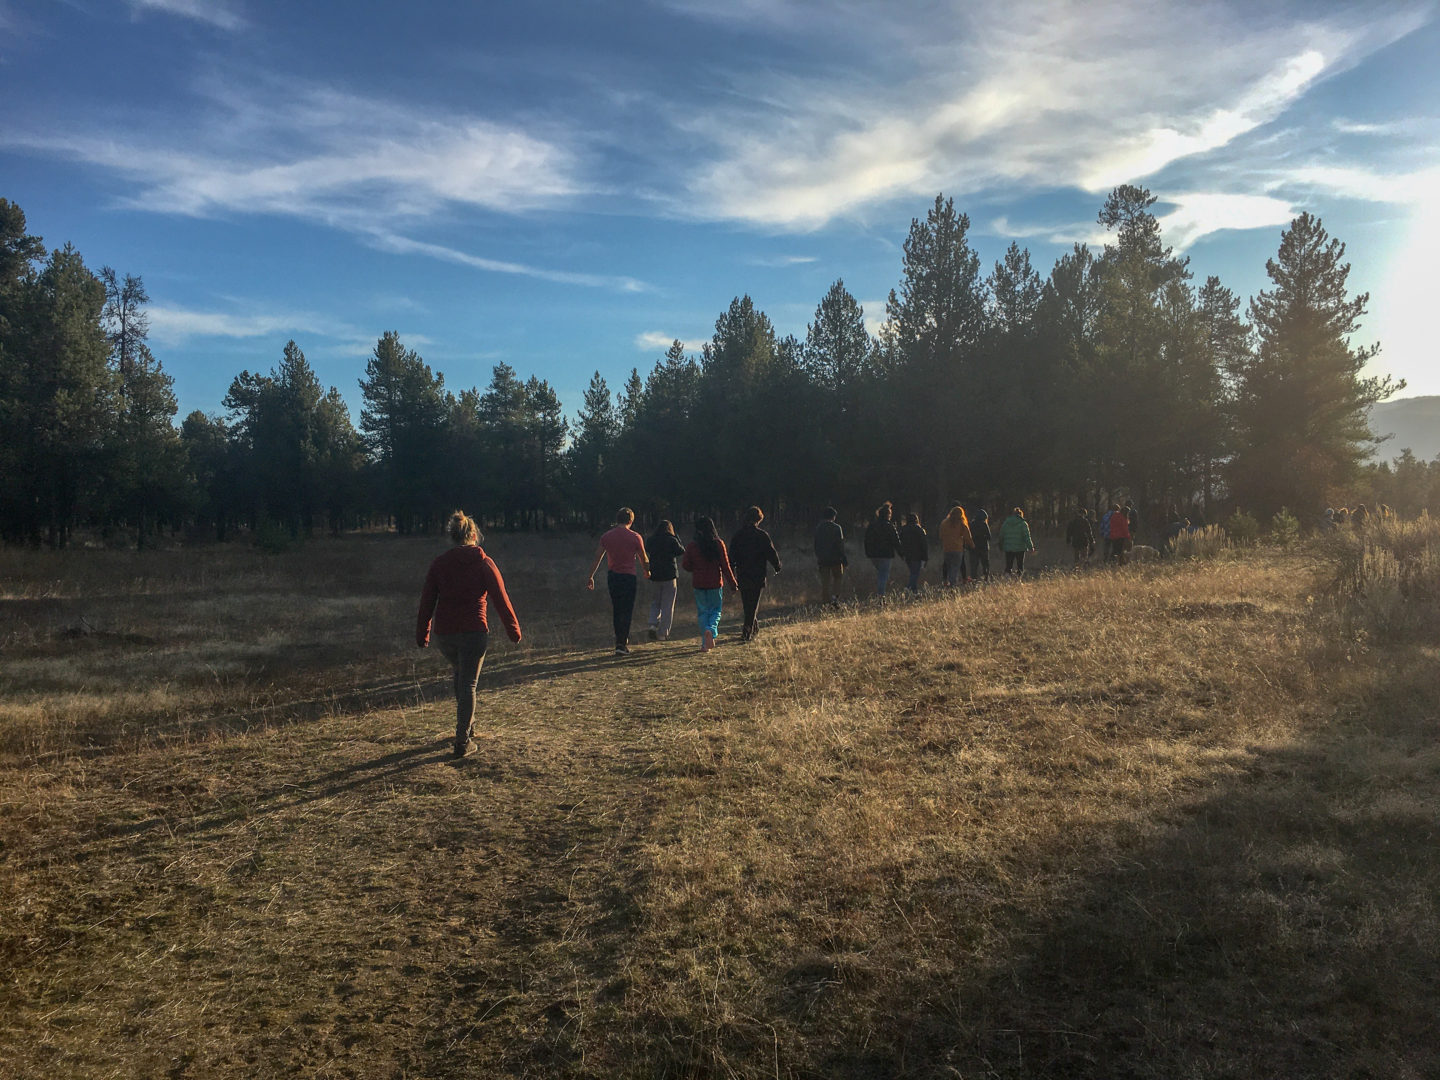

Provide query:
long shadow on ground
left=795, top=648, right=1440, bottom=1080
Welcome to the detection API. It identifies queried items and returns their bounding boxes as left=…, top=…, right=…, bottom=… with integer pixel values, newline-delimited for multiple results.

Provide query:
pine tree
left=6, top=245, right=113, bottom=545
left=803, top=281, right=876, bottom=500
left=1230, top=213, right=1399, bottom=515
left=0, top=200, right=48, bottom=543
left=567, top=371, right=618, bottom=526
left=880, top=195, right=989, bottom=516
left=99, top=268, right=186, bottom=547
left=359, top=331, right=447, bottom=533
left=1090, top=185, right=1194, bottom=515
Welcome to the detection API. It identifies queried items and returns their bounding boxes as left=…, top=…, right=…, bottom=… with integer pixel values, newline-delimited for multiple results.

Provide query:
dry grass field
left=2, top=531, right=1437, bottom=1078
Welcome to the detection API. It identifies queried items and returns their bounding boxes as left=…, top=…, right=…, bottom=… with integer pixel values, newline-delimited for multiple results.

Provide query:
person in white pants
left=645, top=519, right=686, bottom=641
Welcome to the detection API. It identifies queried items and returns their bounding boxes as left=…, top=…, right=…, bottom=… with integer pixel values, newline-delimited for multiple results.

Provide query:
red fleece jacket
left=416, top=545, right=522, bottom=646
left=681, top=539, right=738, bottom=590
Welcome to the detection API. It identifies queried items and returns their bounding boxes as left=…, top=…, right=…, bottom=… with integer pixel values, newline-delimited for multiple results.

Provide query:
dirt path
left=1, top=637, right=719, bottom=1078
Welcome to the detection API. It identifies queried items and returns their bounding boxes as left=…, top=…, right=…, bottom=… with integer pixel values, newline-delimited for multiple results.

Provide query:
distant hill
left=1370, top=396, right=1440, bottom=463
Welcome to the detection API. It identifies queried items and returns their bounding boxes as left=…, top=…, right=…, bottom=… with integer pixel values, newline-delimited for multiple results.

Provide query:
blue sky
left=3, top=0, right=1438, bottom=424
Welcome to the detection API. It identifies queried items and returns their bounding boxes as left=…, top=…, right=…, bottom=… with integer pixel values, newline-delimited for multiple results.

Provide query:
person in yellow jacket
left=938, top=505, right=974, bottom=587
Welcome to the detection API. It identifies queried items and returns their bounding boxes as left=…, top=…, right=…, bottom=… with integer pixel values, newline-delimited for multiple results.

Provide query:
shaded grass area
left=2, top=554, right=1437, bottom=1077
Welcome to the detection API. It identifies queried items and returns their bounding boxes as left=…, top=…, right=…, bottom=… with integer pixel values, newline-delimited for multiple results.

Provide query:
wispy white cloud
left=634, top=331, right=706, bottom=353
left=129, top=0, right=245, bottom=31
left=148, top=302, right=439, bottom=362
left=1271, top=164, right=1440, bottom=205
left=8, top=83, right=581, bottom=219
left=989, top=216, right=1106, bottom=248
left=147, top=304, right=363, bottom=346
left=1, top=76, right=652, bottom=288
left=367, top=232, right=649, bottom=292
left=1156, top=193, right=1299, bottom=250
left=991, top=191, right=1300, bottom=252
left=1333, top=117, right=1426, bottom=136
left=677, top=0, right=1426, bottom=229
left=746, top=254, right=818, bottom=267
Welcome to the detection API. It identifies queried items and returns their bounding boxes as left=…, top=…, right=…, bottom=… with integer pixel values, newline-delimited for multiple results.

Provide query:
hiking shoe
left=647, top=628, right=658, bottom=642
left=452, top=740, right=471, bottom=759
left=615, top=644, right=630, bottom=655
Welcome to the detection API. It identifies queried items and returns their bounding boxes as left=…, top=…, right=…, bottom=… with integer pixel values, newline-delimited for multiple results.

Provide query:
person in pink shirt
left=586, top=507, right=650, bottom=655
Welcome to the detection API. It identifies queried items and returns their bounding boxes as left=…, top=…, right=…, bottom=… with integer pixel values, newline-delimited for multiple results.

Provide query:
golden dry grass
left=2, top=540, right=1437, bottom=1078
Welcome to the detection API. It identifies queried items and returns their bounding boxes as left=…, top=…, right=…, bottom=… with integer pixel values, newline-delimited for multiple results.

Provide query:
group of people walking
left=1064, top=502, right=1140, bottom=566
left=415, top=501, right=1062, bottom=757
left=845, top=501, right=1036, bottom=595
left=588, top=506, right=781, bottom=655
left=579, top=503, right=1046, bottom=661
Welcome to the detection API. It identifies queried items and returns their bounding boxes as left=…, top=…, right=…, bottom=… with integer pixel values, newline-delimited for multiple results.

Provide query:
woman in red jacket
left=416, top=511, right=522, bottom=758
left=681, top=515, right=738, bottom=652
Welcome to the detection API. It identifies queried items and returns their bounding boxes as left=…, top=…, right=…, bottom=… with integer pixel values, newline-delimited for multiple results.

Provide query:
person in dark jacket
left=416, top=510, right=523, bottom=758
left=863, top=500, right=904, bottom=597
left=645, top=519, right=687, bottom=641
left=898, top=513, right=928, bottom=593
left=729, top=506, right=782, bottom=641
left=969, top=508, right=992, bottom=581
left=814, top=506, right=848, bottom=605
left=1065, top=508, right=1094, bottom=568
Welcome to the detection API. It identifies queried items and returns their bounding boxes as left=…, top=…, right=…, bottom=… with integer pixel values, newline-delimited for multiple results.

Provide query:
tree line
left=1, top=187, right=1430, bottom=549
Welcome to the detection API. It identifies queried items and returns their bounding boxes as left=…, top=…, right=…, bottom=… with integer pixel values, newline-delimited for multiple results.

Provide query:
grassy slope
left=2, top=556, right=1437, bottom=1078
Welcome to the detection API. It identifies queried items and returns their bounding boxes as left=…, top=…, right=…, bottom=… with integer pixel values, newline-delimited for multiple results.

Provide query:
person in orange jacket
left=938, top=505, right=974, bottom=587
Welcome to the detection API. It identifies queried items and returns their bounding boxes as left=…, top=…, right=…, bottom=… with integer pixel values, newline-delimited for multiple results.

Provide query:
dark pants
left=1004, top=550, right=1026, bottom=575
left=436, top=631, right=488, bottom=747
left=906, top=559, right=925, bottom=592
left=608, top=570, right=638, bottom=646
left=739, top=581, right=764, bottom=639
left=971, top=546, right=990, bottom=579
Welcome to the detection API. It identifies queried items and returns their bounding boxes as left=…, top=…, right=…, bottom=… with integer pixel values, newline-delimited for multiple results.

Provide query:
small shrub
left=1321, top=515, right=1440, bottom=639
left=1172, top=524, right=1229, bottom=560
left=1225, top=510, right=1261, bottom=547
left=1269, top=507, right=1301, bottom=548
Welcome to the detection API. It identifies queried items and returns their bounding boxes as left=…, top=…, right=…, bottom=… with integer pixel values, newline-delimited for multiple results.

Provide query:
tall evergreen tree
left=803, top=281, right=876, bottom=498
left=478, top=362, right=529, bottom=529
left=567, top=371, right=619, bottom=526
left=0, top=200, right=48, bottom=543
left=621, top=343, right=701, bottom=515
left=1090, top=185, right=1194, bottom=511
left=358, top=331, right=447, bottom=533
left=522, top=375, right=568, bottom=528
left=1230, top=213, right=1398, bottom=514
left=880, top=195, right=989, bottom=516
left=3, top=244, right=113, bottom=545
left=180, top=411, right=236, bottom=540
left=697, top=295, right=781, bottom=508
left=99, top=268, right=186, bottom=546
left=980, top=242, right=1048, bottom=497
left=1034, top=243, right=1103, bottom=502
